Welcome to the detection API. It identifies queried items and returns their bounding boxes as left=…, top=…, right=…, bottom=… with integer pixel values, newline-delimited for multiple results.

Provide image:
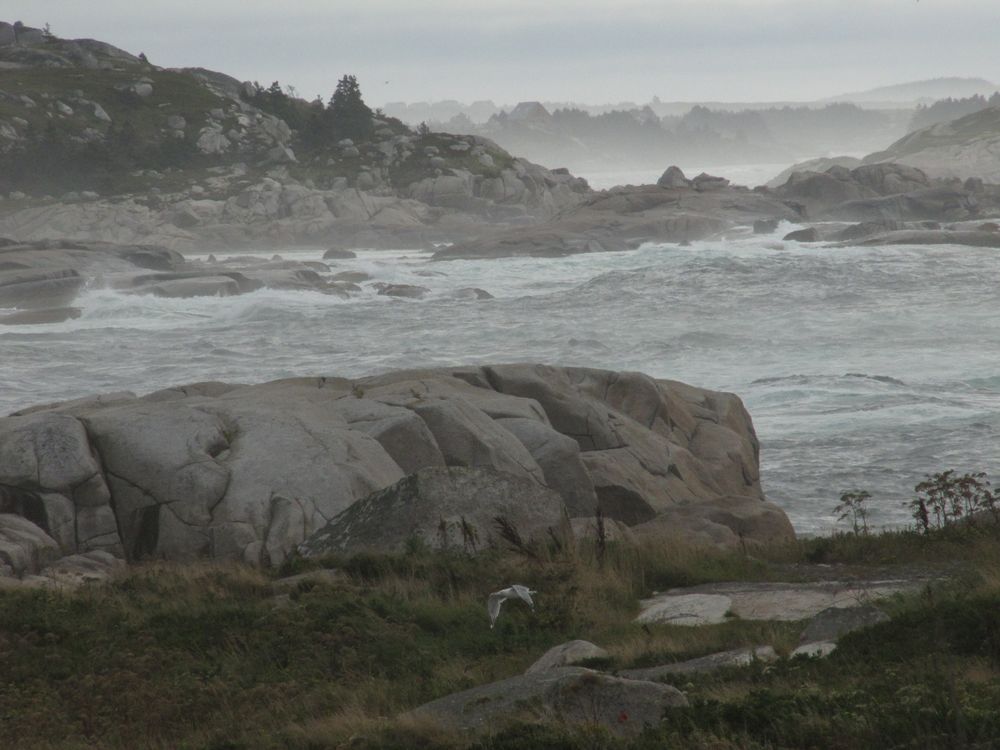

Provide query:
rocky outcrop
left=0, top=239, right=447, bottom=316
left=298, top=467, right=567, bottom=556
left=864, top=106, right=1000, bottom=183
left=774, top=162, right=930, bottom=214
left=0, top=166, right=587, bottom=251
left=657, top=165, right=691, bottom=189
left=849, top=228, right=1000, bottom=248
left=435, top=180, right=802, bottom=260
left=0, top=365, right=793, bottom=572
left=783, top=227, right=819, bottom=242
left=0, top=22, right=140, bottom=68
left=773, top=161, right=1000, bottom=224
left=636, top=579, right=919, bottom=626
left=0, top=268, right=85, bottom=308
left=766, top=156, right=863, bottom=188
left=405, top=666, right=687, bottom=737
left=0, top=25, right=591, bottom=250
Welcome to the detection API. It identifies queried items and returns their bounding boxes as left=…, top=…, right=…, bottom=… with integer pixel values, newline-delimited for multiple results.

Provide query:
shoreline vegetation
left=2, top=518, right=998, bottom=749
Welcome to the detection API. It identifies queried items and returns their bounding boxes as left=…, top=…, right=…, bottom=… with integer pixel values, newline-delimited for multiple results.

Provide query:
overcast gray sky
left=6, top=1, right=999, bottom=105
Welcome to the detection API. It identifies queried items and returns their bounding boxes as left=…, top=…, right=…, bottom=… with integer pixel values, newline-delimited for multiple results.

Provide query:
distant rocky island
left=0, top=21, right=589, bottom=251
left=1, top=20, right=999, bottom=266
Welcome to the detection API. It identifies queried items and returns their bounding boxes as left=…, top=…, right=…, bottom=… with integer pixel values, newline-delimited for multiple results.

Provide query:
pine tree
left=328, top=75, right=373, bottom=141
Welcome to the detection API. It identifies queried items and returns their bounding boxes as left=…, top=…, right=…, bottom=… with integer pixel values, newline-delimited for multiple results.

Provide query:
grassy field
left=1, top=528, right=998, bottom=749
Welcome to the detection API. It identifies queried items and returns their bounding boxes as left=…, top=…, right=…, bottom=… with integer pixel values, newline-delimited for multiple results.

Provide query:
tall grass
left=1, top=527, right=998, bottom=748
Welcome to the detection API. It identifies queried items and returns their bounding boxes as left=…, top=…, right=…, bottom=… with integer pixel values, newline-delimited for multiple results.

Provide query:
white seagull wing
left=512, top=584, right=535, bottom=608
left=487, top=591, right=506, bottom=628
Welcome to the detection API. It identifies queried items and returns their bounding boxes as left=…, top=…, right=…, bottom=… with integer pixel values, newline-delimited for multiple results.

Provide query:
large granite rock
left=0, top=365, right=793, bottom=565
left=298, top=467, right=567, bottom=556
left=496, top=417, right=598, bottom=516
left=405, top=666, right=687, bottom=737
left=0, top=412, right=118, bottom=555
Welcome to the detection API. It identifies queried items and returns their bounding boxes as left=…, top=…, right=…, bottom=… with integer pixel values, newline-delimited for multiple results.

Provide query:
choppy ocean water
left=3, top=229, right=999, bottom=534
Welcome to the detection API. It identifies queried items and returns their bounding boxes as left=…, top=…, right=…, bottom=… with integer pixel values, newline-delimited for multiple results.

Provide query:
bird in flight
left=488, top=584, right=536, bottom=629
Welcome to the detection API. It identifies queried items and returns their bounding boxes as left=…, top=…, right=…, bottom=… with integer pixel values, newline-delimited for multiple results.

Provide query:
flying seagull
left=488, top=584, right=536, bottom=629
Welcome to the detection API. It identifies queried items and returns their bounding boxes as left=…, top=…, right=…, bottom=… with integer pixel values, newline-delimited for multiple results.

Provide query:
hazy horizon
left=3, top=1, right=999, bottom=107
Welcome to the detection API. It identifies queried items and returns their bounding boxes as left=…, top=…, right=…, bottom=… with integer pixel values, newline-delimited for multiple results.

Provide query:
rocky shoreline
left=0, top=364, right=793, bottom=585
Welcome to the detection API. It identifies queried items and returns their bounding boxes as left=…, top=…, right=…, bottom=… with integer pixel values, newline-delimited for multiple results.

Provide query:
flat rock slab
left=620, top=645, right=777, bottom=681
left=636, top=593, right=732, bottom=626
left=637, top=580, right=918, bottom=626
left=799, top=603, right=889, bottom=644
left=406, top=666, right=687, bottom=737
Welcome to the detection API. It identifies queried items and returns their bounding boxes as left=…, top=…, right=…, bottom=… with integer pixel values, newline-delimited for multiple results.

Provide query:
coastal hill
left=0, top=21, right=589, bottom=249
left=824, top=76, right=998, bottom=105
left=864, top=105, right=1000, bottom=183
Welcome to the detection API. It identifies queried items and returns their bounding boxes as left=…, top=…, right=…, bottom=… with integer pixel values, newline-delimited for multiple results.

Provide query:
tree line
left=242, top=74, right=377, bottom=147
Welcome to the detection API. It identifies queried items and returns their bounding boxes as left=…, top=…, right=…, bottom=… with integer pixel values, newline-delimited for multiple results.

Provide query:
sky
left=5, top=1, right=999, bottom=106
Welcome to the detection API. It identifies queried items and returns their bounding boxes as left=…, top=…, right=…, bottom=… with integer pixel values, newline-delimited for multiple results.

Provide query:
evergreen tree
left=328, top=75, right=373, bottom=141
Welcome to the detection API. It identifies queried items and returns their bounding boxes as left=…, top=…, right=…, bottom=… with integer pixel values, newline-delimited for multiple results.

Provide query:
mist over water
left=4, top=231, right=999, bottom=535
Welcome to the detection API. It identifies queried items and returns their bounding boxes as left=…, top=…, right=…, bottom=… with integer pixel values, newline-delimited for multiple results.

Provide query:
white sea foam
left=3, top=234, right=999, bottom=534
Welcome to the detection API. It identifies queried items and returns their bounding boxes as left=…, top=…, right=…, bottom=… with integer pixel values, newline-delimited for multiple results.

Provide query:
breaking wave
left=4, top=238, right=1000, bottom=534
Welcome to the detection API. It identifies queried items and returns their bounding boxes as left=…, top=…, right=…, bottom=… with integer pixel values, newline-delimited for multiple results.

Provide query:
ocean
left=3, top=227, right=998, bottom=534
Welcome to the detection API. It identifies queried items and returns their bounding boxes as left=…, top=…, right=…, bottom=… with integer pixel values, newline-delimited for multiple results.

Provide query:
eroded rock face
left=298, top=467, right=567, bottom=556
left=0, top=364, right=792, bottom=566
left=405, top=667, right=687, bottom=737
